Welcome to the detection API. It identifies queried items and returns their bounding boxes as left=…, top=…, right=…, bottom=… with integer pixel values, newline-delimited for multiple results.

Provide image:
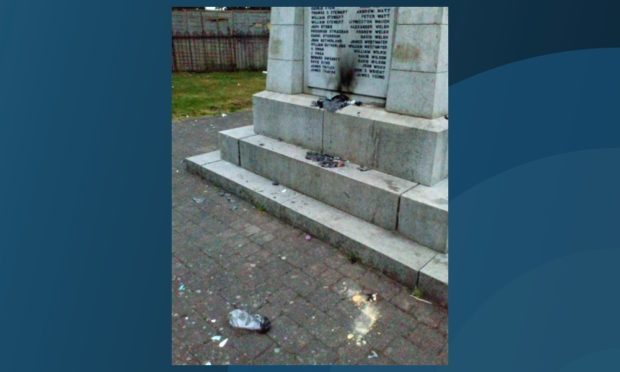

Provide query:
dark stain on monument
left=312, top=53, right=362, bottom=113
left=336, top=53, right=357, bottom=93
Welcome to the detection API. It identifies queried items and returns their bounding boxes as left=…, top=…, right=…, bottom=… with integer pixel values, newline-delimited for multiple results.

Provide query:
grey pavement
left=172, top=111, right=448, bottom=365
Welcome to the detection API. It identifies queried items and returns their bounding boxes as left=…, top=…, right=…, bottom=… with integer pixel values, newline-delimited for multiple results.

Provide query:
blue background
left=1, top=0, right=620, bottom=370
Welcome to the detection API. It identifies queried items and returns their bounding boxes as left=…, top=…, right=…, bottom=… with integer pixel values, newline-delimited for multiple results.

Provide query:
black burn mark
left=336, top=53, right=356, bottom=93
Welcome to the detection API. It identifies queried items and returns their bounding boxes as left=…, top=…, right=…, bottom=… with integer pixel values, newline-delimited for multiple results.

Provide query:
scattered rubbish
left=348, top=291, right=380, bottom=346
left=312, top=94, right=361, bottom=113
left=411, top=286, right=432, bottom=303
left=368, top=350, right=378, bottom=359
left=305, top=234, right=312, bottom=241
left=272, top=180, right=279, bottom=186
left=281, top=189, right=287, bottom=193
left=274, top=348, right=281, bottom=354
left=210, top=319, right=217, bottom=323
left=218, top=338, right=228, bottom=348
left=347, top=334, right=354, bottom=340
left=281, top=256, right=286, bottom=260
left=211, top=335, right=222, bottom=342
left=228, top=309, right=271, bottom=333
left=306, top=151, right=345, bottom=168
left=178, top=283, right=185, bottom=292
left=262, top=71, right=267, bottom=74
left=204, top=361, right=212, bottom=365
left=357, top=165, right=369, bottom=172
left=444, top=114, right=449, bottom=120
left=411, top=295, right=433, bottom=305
left=192, top=197, right=205, bottom=204
left=221, top=113, right=227, bottom=117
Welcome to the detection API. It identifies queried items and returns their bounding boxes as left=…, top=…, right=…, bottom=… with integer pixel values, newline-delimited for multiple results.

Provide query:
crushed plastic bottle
left=228, top=309, right=271, bottom=333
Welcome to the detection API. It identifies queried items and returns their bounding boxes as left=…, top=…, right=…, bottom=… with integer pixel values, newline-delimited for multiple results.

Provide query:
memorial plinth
left=186, top=7, right=449, bottom=305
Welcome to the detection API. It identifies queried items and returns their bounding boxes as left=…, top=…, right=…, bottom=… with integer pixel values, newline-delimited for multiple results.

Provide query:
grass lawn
left=172, top=71, right=266, bottom=121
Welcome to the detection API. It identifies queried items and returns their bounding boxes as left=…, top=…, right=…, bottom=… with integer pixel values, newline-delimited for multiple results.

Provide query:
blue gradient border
left=1, top=1, right=620, bottom=371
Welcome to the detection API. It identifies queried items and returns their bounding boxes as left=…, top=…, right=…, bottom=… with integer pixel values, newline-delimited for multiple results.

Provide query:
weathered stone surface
left=386, top=70, right=448, bottom=118
left=218, top=126, right=256, bottom=165
left=399, top=179, right=448, bottom=252
left=391, top=24, right=448, bottom=73
left=323, top=104, right=448, bottom=186
left=396, top=7, right=448, bottom=25
left=418, top=253, right=448, bottom=307
left=252, top=91, right=323, bottom=150
left=265, top=9, right=305, bottom=95
left=271, top=7, right=304, bottom=25
left=183, top=150, right=221, bottom=177
left=322, top=106, right=376, bottom=168
left=386, top=8, right=448, bottom=118
left=239, top=134, right=417, bottom=230
left=184, top=150, right=221, bottom=167
left=266, top=59, right=303, bottom=95
left=373, top=111, right=448, bottom=186
left=268, top=25, right=304, bottom=61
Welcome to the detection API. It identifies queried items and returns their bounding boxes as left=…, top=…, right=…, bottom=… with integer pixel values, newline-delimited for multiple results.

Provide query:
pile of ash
left=305, top=151, right=345, bottom=168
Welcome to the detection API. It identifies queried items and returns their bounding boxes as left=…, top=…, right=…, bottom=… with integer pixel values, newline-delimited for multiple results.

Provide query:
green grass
left=172, top=71, right=266, bottom=121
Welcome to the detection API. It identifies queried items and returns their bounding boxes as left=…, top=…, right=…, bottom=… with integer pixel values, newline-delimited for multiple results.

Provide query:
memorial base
left=185, top=116, right=449, bottom=304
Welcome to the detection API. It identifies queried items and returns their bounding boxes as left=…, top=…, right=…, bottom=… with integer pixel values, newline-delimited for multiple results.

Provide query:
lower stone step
left=219, top=126, right=449, bottom=253
left=185, top=151, right=448, bottom=306
left=240, top=133, right=417, bottom=232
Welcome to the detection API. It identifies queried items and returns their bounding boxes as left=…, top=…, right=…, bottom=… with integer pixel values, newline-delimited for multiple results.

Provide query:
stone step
left=219, top=125, right=449, bottom=253
left=253, top=90, right=448, bottom=186
left=184, top=151, right=447, bottom=305
left=399, top=178, right=449, bottom=252
left=239, top=133, right=417, bottom=232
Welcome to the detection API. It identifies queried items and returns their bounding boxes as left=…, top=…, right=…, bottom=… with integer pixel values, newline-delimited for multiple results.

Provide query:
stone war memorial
left=186, top=7, right=448, bottom=304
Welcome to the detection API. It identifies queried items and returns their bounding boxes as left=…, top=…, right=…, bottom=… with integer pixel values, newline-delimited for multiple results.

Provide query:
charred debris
left=311, top=56, right=363, bottom=113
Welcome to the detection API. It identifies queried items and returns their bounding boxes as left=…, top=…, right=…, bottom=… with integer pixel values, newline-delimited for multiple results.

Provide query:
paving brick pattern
left=172, top=112, right=448, bottom=365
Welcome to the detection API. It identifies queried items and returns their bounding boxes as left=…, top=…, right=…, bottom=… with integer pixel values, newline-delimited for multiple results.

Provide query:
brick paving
left=172, top=112, right=448, bottom=365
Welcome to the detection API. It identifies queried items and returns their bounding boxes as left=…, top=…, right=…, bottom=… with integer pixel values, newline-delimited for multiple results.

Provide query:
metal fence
left=172, top=9, right=270, bottom=72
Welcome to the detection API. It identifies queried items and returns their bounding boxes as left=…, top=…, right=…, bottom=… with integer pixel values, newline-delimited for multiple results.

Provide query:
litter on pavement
left=228, top=309, right=271, bottom=333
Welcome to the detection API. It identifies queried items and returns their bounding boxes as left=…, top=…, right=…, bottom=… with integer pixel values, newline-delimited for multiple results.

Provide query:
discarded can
left=228, top=309, right=271, bottom=333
